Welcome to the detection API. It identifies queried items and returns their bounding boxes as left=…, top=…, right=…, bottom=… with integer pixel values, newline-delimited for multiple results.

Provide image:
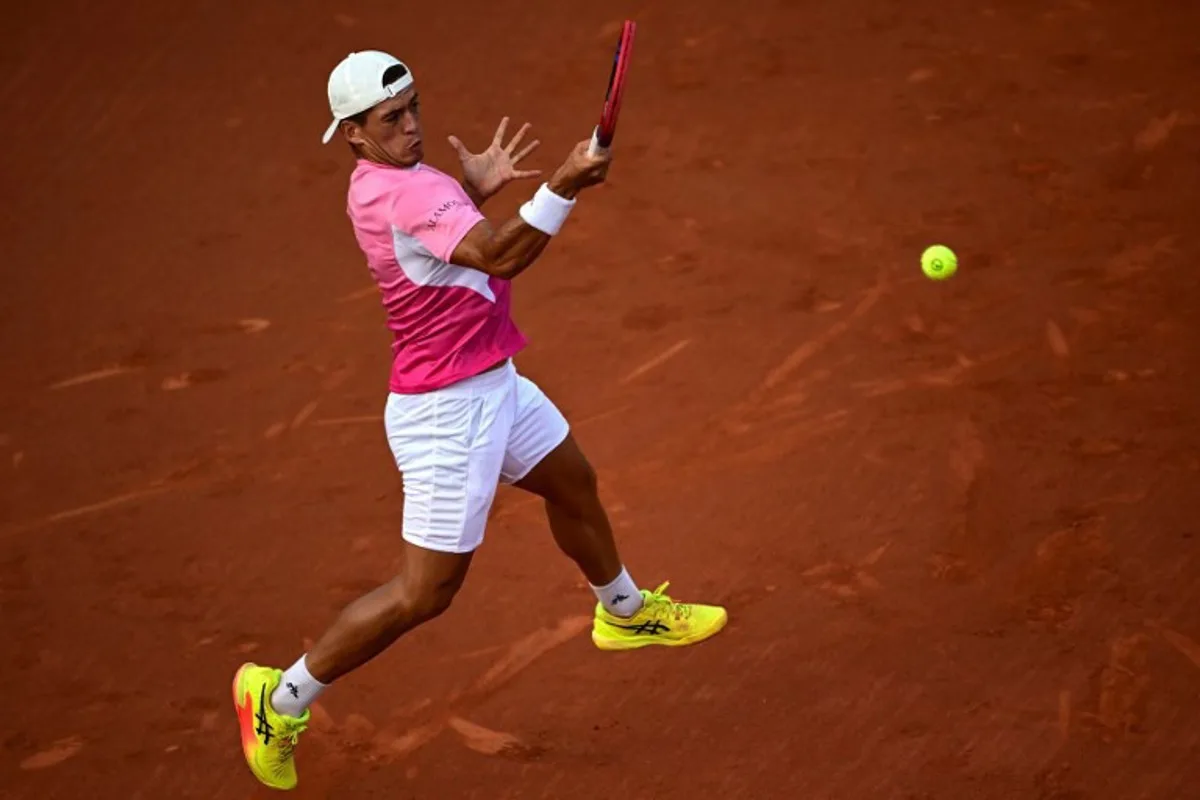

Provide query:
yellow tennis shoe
left=592, top=582, right=728, bottom=650
left=232, top=663, right=309, bottom=791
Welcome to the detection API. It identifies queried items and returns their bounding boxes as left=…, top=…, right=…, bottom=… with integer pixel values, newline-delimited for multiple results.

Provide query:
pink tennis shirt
left=345, top=159, right=527, bottom=394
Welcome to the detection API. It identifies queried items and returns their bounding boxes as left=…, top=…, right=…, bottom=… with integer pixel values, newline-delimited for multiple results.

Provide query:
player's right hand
left=547, top=139, right=611, bottom=198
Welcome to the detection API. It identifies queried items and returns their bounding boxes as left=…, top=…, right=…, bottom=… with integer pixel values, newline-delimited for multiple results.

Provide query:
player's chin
left=401, top=140, right=423, bottom=165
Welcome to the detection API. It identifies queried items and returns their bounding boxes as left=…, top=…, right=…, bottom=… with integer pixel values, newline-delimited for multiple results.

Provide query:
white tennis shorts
left=383, top=360, right=570, bottom=553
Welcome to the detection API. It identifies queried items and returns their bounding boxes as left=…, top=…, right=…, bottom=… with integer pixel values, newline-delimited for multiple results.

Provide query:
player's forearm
left=477, top=216, right=553, bottom=280
left=455, top=180, right=578, bottom=280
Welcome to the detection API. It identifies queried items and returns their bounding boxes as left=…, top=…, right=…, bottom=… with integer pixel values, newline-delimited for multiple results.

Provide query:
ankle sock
left=591, top=567, right=644, bottom=618
left=270, top=655, right=327, bottom=718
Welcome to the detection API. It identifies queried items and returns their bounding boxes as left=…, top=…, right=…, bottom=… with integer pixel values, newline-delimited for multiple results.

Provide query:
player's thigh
left=385, top=374, right=516, bottom=553
left=498, top=373, right=571, bottom=486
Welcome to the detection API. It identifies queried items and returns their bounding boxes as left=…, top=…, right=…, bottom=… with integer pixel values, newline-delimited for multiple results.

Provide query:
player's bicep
left=448, top=219, right=494, bottom=273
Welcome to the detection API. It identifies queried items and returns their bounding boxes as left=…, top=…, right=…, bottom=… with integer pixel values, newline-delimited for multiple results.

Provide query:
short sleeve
left=389, top=169, right=485, bottom=263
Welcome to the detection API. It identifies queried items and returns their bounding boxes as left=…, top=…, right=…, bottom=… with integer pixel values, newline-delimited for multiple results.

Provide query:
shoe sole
left=591, top=612, right=728, bottom=651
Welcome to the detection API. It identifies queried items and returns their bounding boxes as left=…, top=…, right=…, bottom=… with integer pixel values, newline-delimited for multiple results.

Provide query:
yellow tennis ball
left=921, top=245, right=957, bottom=280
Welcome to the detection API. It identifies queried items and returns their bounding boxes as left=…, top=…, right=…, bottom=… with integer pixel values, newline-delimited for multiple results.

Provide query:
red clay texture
left=2, top=1, right=1199, bottom=798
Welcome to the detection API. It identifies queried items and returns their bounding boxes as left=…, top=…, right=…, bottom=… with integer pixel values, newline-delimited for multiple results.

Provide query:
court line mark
left=620, top=339, right=691, bottom=385
left=49, top=366, right=140, bottom=390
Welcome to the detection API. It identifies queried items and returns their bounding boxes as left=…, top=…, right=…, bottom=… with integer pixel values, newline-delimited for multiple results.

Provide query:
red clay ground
left=3, top=1, right=1200, bottom=798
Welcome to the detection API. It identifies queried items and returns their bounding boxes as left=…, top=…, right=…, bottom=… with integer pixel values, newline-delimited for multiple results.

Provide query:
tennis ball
left=921, top=244, right=957, bottom=280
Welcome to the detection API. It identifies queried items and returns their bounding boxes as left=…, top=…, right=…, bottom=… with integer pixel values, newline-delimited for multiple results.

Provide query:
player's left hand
left=449, top=117, right=541, bottom=203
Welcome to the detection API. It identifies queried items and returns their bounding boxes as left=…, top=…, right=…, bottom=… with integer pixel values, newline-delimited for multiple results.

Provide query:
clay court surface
left=4, top=1, right=1200, bottom=797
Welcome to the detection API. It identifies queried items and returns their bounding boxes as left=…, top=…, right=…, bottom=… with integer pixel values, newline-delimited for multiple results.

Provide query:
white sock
left=270, top=655, right=327, bottom=718
left=591, top=567, right=644, bottom=618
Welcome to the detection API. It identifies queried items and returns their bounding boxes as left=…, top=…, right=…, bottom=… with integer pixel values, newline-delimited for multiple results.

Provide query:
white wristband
left=518, top=183, right=576, bottom=236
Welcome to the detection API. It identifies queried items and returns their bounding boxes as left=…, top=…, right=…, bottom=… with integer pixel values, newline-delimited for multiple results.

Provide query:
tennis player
left=231, top=50, right=728, bottom=791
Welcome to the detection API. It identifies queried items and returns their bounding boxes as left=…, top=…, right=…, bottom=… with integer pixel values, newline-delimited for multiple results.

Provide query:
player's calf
left=516, top=434, right=623, bottom=586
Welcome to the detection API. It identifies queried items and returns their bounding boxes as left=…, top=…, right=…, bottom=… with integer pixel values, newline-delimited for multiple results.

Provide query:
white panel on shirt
left=390, top=226, right=496, bottom=303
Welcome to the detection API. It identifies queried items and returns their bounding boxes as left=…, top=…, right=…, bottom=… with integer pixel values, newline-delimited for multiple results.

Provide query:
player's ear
left=341, top=119, right=367, bottom=147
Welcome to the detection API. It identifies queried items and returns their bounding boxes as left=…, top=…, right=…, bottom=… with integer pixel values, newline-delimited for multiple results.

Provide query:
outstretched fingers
left=492, top=116, right=510, bottom=149
left=511, top=137, right=541, bottom=165
left=447, top=134, right=472, bottom=160
left=504, top=121, right=532, bottom=155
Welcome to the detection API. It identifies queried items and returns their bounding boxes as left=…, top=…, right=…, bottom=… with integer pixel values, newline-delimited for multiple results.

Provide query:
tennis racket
left=588, top=20, right=637, bottom=157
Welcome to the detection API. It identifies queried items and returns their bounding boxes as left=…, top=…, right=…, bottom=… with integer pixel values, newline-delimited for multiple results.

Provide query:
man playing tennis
left=231, top=50, right=727, bottom=791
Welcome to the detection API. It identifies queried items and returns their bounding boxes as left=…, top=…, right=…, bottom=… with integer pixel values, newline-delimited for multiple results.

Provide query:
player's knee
left=546, top=455, right=599, bottom=517
left=390, top=576, right=459, bottom=626
left=572, top=455, right=599, bottom=497
left=412, top=584, right=457, bottom=623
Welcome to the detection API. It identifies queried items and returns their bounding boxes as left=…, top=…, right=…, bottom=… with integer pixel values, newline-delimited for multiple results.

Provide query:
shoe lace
left=272, top=717, right=308, bottom=763
left=641, top=581, right=693, bottom=621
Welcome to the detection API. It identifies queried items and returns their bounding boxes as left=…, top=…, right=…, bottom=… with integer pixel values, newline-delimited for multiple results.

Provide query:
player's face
left=344, top=87, right=424, bottom=167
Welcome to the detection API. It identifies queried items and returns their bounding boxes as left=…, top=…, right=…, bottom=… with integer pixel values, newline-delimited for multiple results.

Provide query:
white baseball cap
left=321, top=50, right=414, bottom=144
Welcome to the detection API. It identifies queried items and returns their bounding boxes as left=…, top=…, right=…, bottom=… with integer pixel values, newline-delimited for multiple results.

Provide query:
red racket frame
left=589, top=20, right=637, bottom=155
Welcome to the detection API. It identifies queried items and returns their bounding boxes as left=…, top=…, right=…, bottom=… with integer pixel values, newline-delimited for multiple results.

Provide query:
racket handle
left=587, top=126, right=610, bottom=158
